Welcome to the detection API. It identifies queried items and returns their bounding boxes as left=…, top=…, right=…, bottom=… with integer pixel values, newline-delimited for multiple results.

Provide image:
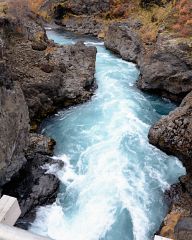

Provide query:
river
left=30, top=29, right=185, bottom=240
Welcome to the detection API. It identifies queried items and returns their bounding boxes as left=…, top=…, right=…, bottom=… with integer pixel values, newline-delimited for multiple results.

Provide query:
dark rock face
left=2, top=134, right=63, bottom=229
left=56, top=16, right=103, bottom=36
left=138, top=34, right=192, bottom=102
left=174, top=217, right=192, bottom=240
left=62, top=0, right=111, bottom=15
left=105, top=22, right=142, bottom=63
left=7, top=36, right=97, bottom=122
left=0, top=41, right=29, bottom=186
left=0, top=13, right=97, bottom=228
left=148, top=91, right=192, bottom=173
left=159, top=178, right=192, bottom=239
left=104, top=23, right=192, bottom=102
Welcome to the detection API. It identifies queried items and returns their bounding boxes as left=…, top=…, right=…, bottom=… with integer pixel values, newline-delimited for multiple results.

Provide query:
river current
left=30, top=29, right=185, bottom=240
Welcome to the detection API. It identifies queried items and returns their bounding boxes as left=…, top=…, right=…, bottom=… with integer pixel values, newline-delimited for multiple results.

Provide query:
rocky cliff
left=0, top=45, right=29, bottom=186
left=0, top=6, right=97, bottom=227
left=105, top=22, right=192, bottom=102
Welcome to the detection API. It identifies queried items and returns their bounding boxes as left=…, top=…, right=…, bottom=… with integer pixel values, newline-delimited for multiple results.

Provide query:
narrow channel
left=30, top=29, right=185, bottom=240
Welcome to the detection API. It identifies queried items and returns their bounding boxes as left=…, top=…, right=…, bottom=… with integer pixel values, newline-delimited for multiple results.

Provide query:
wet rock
left=2, top=133, right=63, bottom=228
left=148, top=91, right=192, bottom=173
left=28, top=133, right=56, bottom=156
left=105, top=22, right=142, bottom=63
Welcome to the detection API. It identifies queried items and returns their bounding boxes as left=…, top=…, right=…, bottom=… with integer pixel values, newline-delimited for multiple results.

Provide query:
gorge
left=0, top=0, right=192, bottom=239
left=30, top=29, right=185, bottom=240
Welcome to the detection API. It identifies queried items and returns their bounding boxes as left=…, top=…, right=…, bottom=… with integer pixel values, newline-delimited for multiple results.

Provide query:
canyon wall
left=0, top=6, right=96, bottom=227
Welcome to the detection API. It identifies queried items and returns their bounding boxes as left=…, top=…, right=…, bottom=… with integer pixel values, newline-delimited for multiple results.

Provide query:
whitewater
left=30, top=29, right=185, bottom=240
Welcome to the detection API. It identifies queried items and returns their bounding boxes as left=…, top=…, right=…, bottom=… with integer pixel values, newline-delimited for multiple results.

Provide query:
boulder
left=56, top=15, right=103, bottom=36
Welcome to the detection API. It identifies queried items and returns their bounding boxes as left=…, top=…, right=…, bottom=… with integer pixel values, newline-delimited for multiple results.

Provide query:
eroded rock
left=6, top=34, right=97, bottom=122
left=105, top=22, right=142, bottom=63
left=149, top=91, right=192, bottom=173
left=0, top=57, right=29, bottom=186
left=138, top=34, right=192, bottom=102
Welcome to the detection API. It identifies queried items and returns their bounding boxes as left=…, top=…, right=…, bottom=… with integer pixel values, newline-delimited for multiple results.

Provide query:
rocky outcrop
left=149, top=91, right=192, bottom=238
left=138, top=34, right=192, bottom=102
left=0, top=10, right=97, bottom=228
left=2, top=133, right=63, bottom=229
left=104, top=23, right=192, bottom=102
left=56, top=0, right=111, bottom=15
left=149, top=90, right=192, bottom=173
left=56, top=16, right=103, bottom=36
left=159, top=175, right=192, bottom=239
left=105, top=22, right=142, bottom=63
left=5, top=18, right=96, bottom=124
left=0, top=40, right=29, bottom=186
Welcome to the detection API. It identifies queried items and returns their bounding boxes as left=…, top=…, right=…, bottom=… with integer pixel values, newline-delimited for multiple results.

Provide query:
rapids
left=30, top=29, right=185, bottom=240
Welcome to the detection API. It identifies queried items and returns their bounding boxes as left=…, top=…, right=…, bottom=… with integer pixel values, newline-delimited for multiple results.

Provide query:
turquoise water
left=30, top=29, right=185, bottom=240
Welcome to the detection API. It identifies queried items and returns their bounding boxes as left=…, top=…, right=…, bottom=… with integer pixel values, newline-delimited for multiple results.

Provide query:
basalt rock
left=6, top=34, right=97, bottom=122
left=0, top=38, right=29, bottom=186
left=0, top=12, right=97, bottom=229
left=148, top=90, right=192, bottom=173
left=105, top=22, right=142, bottom=63
left=56, top=16, right=103, bottom=36
left=138, top=34, right=192, bottom=102
left=104, top=23, right=192, bottom=102
left=58, top=0, right=111, bottom=15
left=2, top=133, right=63, bottom=229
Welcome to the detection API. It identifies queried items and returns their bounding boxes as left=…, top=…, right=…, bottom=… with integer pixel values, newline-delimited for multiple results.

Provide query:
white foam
left=30, top=30, right=186, bottom=240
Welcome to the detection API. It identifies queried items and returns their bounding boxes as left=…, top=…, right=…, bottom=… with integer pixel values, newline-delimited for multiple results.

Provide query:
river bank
left=0, top=5, right=97, bottom=228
